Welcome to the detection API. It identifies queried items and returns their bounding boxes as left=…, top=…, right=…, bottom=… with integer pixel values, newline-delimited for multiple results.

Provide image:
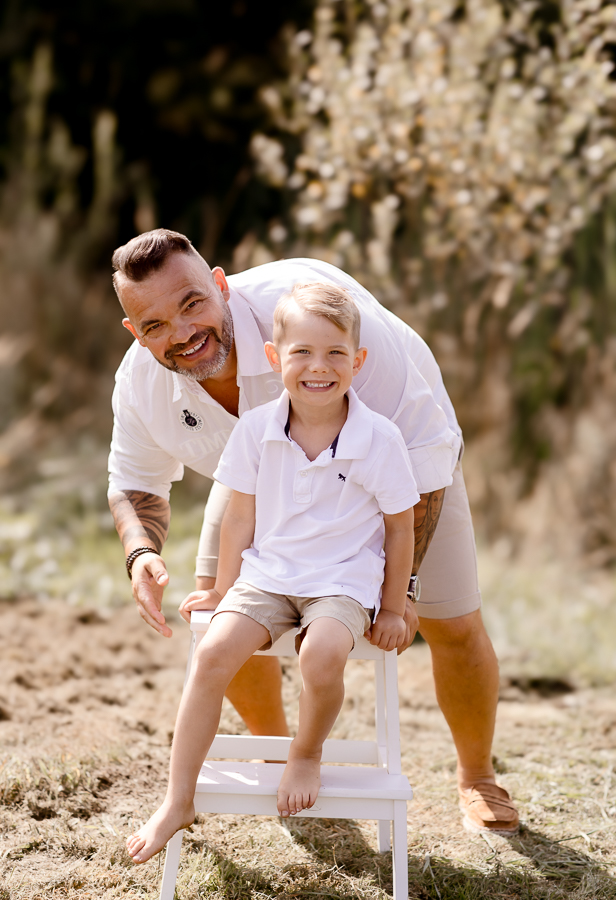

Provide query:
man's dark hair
left=112, top=228, right=195, bottom=288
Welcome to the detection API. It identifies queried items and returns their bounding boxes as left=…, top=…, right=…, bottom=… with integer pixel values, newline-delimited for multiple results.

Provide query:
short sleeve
left=212, top=417, right=261, bottom=495
left=362, top=425, right=421, bottom=515
left=108, top=379, right=184, bottom=501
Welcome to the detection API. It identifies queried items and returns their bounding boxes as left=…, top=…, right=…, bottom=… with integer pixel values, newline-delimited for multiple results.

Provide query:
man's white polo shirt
left=213, top=389, right=420, bottom=612
left=108, top=257, right=461, bottom=500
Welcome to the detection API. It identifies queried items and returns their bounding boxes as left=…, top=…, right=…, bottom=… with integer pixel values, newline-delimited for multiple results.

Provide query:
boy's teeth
left=304, top=381, right=332, bottom=387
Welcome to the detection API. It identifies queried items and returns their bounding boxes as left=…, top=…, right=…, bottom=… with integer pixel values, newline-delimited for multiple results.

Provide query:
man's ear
left=212, top=266, right=230, bottom=300
left=264, top=341, right=282, bottom=372
left=122, top=318, right=144, bottom=345
left=352, top=346, right=368, bottom=377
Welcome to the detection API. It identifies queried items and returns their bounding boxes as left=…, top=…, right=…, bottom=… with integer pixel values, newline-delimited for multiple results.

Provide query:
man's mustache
left=165, top=328, right=221, bottom=361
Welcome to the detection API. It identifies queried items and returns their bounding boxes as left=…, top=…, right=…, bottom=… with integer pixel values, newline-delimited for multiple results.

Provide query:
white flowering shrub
left=251, top=0, right=616, bottom=560
left=257, top=0, right=616, bottom=299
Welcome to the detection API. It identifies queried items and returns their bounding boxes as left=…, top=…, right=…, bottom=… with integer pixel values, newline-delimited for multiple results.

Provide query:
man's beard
left=160, top=304, right=234, bottom=382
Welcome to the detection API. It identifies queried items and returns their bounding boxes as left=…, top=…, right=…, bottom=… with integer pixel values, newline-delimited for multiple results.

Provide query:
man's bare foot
left=126, top=798, right=195, bottom=864
left=277, top=755, right=321, bottom=817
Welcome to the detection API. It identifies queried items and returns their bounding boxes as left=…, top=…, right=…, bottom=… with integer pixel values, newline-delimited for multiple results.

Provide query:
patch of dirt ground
left=1, top=598, right=616, bottom=899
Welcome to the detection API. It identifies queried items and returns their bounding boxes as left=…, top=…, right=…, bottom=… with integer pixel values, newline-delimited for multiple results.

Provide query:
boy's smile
left=264, top=308, right=367, bottom=412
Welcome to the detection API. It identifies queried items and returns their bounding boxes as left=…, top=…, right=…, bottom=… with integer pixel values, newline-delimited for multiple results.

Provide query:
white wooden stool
left=159, top=610, right=413, bottom=900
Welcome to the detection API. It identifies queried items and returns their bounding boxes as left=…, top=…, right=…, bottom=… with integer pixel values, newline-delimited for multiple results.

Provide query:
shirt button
left=300, top=471, right=308, bottom=477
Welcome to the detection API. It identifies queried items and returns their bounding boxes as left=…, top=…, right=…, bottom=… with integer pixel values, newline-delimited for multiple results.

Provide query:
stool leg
left=377, top=819, right=391, bottom=852
left=391, top=801, right=408, bottom=900
left=159, top=829, right=184, bottom=900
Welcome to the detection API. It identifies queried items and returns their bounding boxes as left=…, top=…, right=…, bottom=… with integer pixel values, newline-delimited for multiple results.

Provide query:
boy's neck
left=288, top=394, right=349, bottom=462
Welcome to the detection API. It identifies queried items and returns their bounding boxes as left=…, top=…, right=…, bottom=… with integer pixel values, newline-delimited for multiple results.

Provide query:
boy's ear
left=264, top=341, right=282, bottom=372
left=352, top=346, right=368, bottom=377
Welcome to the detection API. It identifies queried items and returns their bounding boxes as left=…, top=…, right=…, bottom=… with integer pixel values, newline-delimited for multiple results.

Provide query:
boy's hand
left=179, top=589, right=223, bottom=624
left=364, top=609, right=407, bottom=651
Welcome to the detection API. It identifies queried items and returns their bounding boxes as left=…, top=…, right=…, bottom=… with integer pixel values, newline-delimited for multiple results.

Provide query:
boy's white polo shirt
left=213, top=388, right=420, bottom=612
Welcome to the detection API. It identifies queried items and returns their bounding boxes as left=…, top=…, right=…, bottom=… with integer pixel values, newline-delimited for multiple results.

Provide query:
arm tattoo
left=412, top=488, right=445, bottom=575
left=108, top=490, right=170, bottom=554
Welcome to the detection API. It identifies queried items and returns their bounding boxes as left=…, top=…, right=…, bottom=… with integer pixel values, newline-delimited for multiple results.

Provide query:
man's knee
left=418, top=608, right=488, bottom=650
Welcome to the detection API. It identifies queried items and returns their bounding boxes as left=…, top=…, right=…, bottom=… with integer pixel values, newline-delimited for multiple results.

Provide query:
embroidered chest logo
left=338, top=473, right=346, bottom=482
left=179, top=409, right=204, bottom=432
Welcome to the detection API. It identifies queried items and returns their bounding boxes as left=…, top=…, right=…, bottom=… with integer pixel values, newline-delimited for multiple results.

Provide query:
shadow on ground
left=278, top=818, right=615, bottom=899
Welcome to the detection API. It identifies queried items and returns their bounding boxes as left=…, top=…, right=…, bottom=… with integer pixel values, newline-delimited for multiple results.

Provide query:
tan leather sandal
left=459, top=782, right=520, bottom=836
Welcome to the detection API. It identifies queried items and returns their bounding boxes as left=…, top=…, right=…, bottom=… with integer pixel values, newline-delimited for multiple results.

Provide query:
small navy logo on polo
left=338, top=473, right=346, bottom=482
left=179, top=409, right=204, bottom=431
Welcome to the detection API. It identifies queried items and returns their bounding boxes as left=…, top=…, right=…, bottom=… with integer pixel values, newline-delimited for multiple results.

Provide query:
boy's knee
left=300, top=627, right=350, bottom=683
left=193, top=638, right=235, bottom=683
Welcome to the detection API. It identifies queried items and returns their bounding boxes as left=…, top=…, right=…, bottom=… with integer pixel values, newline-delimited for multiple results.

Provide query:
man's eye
left=145, top=323, right=162, bottom=335
left=186, top=298, right=203, bottom=310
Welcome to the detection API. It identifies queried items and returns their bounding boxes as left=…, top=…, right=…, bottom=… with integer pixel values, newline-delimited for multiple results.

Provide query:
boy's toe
left=127, top=835, right=145, bottom=857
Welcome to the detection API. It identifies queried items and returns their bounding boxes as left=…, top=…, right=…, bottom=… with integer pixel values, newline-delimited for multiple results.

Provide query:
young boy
left=126, top=282, right=420, bottom=863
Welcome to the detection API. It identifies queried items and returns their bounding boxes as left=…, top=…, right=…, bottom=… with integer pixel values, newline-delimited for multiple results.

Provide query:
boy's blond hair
left=273, top=282, right=361, bottom=348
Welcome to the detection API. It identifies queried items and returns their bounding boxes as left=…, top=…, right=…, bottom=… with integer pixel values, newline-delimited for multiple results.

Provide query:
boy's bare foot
left=126, top=798, right=195, bottom=864
left=277, top=755, right=321, bottom=817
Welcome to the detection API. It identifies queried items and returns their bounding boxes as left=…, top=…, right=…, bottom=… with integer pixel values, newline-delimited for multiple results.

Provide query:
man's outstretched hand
left=131, top=553, right=171, bottom=638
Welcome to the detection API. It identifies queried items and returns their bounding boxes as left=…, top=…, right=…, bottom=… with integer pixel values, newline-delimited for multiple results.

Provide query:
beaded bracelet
left=126, top=546, right=159, bottom=580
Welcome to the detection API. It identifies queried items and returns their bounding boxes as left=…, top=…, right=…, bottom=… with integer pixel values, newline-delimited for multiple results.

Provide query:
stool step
left=196, top=761, right=413, bottom=801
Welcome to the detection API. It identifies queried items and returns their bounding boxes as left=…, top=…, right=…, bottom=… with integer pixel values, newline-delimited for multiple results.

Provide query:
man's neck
left=198, top=346, right=240, bottom=417
left=289, top=395, right=348, bottom=462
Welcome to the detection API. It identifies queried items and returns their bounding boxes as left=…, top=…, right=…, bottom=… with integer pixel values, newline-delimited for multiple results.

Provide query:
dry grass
left=1, top=597, right=616, bottom=899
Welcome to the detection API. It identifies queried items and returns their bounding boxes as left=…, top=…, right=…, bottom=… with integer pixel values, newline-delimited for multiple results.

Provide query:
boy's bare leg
left=196, top=576, right=289, bottom=736
left=127, top=612, right=270, bottom=863
left=277, top=618, right=353, bottom=817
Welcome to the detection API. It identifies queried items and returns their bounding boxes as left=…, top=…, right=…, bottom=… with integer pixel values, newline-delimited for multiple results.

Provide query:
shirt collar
left=229, top=287, right=272, bottom=377
left=262, top=387, right=374, bottom=460
left=333, top=388, right=374, bottom=460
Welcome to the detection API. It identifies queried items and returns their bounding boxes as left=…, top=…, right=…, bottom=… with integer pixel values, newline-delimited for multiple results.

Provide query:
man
left=108, top=228, right=519, bottom=835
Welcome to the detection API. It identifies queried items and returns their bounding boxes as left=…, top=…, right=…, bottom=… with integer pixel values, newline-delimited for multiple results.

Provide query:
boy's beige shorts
left=212, top=584, right=372, bottom=651
left=197, top=462, right=481, bottom=623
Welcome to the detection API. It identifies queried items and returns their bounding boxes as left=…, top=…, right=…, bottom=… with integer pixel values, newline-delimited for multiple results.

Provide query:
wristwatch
left=407, top=575, right=421, bottom=604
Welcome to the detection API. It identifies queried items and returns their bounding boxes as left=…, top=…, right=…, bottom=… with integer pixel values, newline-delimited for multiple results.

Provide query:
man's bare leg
left=126, top=612, right=270, bottom=863
left=277, top=618, right=353, bottom=818
left=418, top=609, right=499, bottom=788
left=225, top=656, right=289, bottom=736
